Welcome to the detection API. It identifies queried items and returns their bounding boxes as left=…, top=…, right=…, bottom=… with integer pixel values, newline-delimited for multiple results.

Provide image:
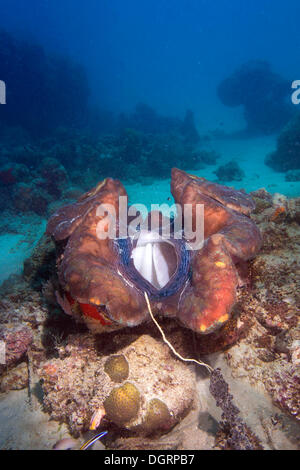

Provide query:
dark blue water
left=1, top=0, right=299, bottom=121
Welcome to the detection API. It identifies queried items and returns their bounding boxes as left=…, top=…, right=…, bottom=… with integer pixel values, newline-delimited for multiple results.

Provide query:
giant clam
left=47, top=168, right=261, bottom=334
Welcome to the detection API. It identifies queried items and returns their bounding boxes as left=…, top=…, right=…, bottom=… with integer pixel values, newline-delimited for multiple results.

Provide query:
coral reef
left=46, top=169, right=261, bottom=335
left=0, top=324, right=33, bottom=372
left=12, top=182, right=49, bottom=216
left=0, top=324, right=33, bottom=393
left=217, top=61, right=293, bottom=134
left=37, top=158, right=68, bottom=198
left=0, top=29, right=89, bottom=136
left=117, top=103, right=181, bottom=135
left=0, top=108, right=218, bottom=218
left=285, top=170, right=300, bottom=182
left=180, top=110, right=200, bottom=144
left=266, top=114, right=300, bottom=172
left=0, top=362, right=29, bottom=393
left=115, top=127, right=207, bottom=179
left=0, top=155, right=71, bottom=217
left=214, top=160, right=245, bottom=182
left=0, top=163, right=29, bottom=186
left=195, top=150, right=219, bottom=166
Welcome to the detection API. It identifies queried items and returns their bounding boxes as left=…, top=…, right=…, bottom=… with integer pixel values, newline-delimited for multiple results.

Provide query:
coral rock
left=40, top=334, right=196, bottom=436
left=0, top=324, right=33, bottom=375
left=214, top=160, right=245, bottom=182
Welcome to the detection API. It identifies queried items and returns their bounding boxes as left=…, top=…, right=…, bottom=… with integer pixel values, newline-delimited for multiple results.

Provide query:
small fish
left=80, top=431, right=108, bottom=450
left=53, top=438, right=77, bottom=450
left=89, top=406, right=106, bottom=430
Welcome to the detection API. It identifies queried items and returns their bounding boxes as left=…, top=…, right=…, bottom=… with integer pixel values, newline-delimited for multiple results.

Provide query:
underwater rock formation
left=0, top=324, right=33, bottom=372
left=13, top=182, right=49, bottom=216
left=214, top=160, right=245, bottom=182
left=180, top=109, right=200, bottom=144
left=285, top=170, right=300, bottom=182
left=116, top=128, right=204, bottom=179
left=117, top=103, right=181, bottom=135
left=0, top=153, right=70, bottom=217
left=112, top=104, right=206, bottom=179
left=195, top=150, right=219, bottom=166
left=217, top=61, right=293, bottom=134
left=37, top=158, right=68, bottom=198
left=0, top=324, right=33, bottom=392
left=117, top=128, right=144, bottom=164
left=46, top=169, right=261, bottom=335
left=40, top=334, right=196, bottom=436
left=0, top=163, right=29, bottom=186
left=265, top=114, right=300, bottom=172
left=0, top=30, right=89, bottom=136
left=0, top=113, right=212, bottom=209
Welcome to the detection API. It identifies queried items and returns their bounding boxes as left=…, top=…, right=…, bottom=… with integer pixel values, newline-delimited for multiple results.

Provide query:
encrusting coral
left=40, top=334, right=196, bottom=436
left=104, top=355, right=130, bottom=383
left=104, top=382, right=141, bottom=427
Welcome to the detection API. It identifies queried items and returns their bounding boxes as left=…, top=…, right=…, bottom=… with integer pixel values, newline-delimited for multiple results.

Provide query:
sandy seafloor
left=128, top=135, right=300, bottom=208
left=0, top=135, right=299, bottom=450
left=1, top=135, right=299, bottom=287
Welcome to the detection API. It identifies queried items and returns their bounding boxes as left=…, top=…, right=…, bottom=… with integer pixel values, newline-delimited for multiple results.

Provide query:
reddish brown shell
left=47, top=170, right=262, bottom=335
